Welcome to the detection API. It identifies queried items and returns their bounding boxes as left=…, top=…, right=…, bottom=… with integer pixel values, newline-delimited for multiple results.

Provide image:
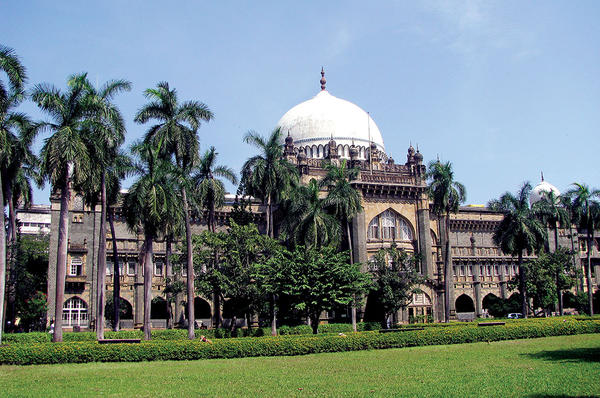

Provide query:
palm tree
left=535, top=190, right=570, bottom=314
left=123, top=140, right=179, bottom=340
left=32, top=73, right=98, bottom=342
left=241, top=128, right=298, bottom=239
left=427, top=160, right=466, bottom=322
left=241, top=128, right=298, bottom=335
left=322, top=159, right=362, bottom=331
left=0, top=45, right=28, bottom=344
left=285, top=178, right=340, bottom=249
left=135, top=81, right=212, bottom=340
left=76, top=77, right=131, bottom=340
left=488, top=182, right=546, bottom=318
left=193, top=146, right=237, bottom=328
left=564, top=183, right=600, bottom=315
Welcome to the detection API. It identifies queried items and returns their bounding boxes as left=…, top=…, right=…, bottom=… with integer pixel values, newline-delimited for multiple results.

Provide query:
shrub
left=1, top=319, right=598, bottom=365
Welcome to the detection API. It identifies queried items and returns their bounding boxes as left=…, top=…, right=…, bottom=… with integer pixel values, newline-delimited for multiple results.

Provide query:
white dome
left=530, top=179, right=561, bottom=204
left=277, top=89, right=385, bottom=157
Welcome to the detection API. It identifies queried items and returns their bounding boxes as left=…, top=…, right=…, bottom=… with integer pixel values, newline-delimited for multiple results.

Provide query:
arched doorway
left=105, top=297, right=133, bottom=320
left=62, top=297, right=88, bottom=327
left=194, top=297, right=211, bottom=319
left=482, top=293, right=504, bottom=317
left=455, top=294, right=475, bottom=313
left=408, top=292, right=433, bottom=323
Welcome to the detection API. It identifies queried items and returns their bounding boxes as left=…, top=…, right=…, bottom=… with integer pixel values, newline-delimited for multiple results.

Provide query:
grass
left=1, top=334, right=599, bottom=397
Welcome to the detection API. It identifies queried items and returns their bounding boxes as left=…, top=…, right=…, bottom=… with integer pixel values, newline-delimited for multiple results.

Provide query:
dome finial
left=320, top=67, right=326, bottom=91
left=541, top=171, right=544, bottom=181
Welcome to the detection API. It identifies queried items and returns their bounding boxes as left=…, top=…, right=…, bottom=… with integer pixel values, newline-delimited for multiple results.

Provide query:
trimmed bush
left=1, top=319, right=598, bottom=365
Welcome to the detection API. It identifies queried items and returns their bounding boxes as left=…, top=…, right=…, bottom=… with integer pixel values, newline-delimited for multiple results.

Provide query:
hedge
left=1, top=319, right=598, bottom=365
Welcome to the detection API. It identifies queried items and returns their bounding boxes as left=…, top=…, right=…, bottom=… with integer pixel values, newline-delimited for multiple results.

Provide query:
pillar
left=417, top=208, right=433, bottom=277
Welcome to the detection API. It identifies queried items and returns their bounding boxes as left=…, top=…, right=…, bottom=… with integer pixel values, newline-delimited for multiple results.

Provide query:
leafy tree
left=123, top=140, right=180, bottom=340
left=369, top=245, right=423, bottom=328
left=278, top=245, right=370, bottom=334
left=7, top=234, right=49, bottom=332
left=322, top=159, right=363, bottom=331
left=564, top=183, right=600, bottom=315
left=33, top=73, right=100, bottom=342
left=488, top=182, right=546, bottom=318
left=0, top=44, right=28, bottom=343
left=240, top=127, right=298, bottom=239
left=135, top=81, right=213, bottom=339
left=427, top=160, right=466, bottom=322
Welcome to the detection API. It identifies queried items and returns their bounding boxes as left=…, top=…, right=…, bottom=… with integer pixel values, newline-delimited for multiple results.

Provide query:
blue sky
left=3, top=1, right=599, bottom=205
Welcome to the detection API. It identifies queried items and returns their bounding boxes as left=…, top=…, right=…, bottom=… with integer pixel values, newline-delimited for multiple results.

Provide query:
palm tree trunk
left=267, top=195, right=273, bottom=238
left=108, top=208, right=120, bottom=331
left=347, top=220, right=357, bottom=332
left=586, top=228, right=594, bottom=315
left=553, top=225, right=563, bottom=316
left=569, top=224, right=582, bottom=293
left=53, top=176, right=70, bottom=342
left=5, top=185, right=16, bottom=330
left=96, top=172, right=107, bottom=340
left=444, top=215, right=452, bottom=322
left=6, top=185, right=17, bottom=244
left=270, top=293, right=277, bottom=336
left=0, top=172, right=6, bottom=344
left=182, top=187, right=195, bottom=339
left=165, top=235, right=173, bottom=329
left=518, top=250, right=527, bottom=318
left=143, top=233, right=153, bottom=340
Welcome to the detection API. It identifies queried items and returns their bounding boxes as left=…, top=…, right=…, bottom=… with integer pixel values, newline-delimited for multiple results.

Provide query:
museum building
left=45, top=71, right=600, bottom=329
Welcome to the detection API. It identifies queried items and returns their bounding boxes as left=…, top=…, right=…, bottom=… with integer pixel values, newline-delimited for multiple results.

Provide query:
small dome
left=277, top=80, right=384, bottom=159
left=530, top=178, right=560, bottom=204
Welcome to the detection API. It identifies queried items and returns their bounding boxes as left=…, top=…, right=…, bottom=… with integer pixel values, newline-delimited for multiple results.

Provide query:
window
left=494, top=265, right=499, bottom=276
left=368, top=217, right=379, bottom=239
left=479, top=265, right=484, bottom=276
left=181, top=266, right=187, bottom=277
left=468, top=266, right=473, bottom=276
left=459, top=266, right=465, bottom=276
left=154, top=261, right=164, bottom=276
left=69, top=256, right=82, bottom=276
left=486, top=266, right=491, bottom=276
left=505, top=265, right=510, bottom=275
left=62, top=297, right=88, bottom=327
left=127, top=262, right=136, bottom=276
left=106, top=261, right=113, bottom=276
left=381, top=210, right=396, bottom=240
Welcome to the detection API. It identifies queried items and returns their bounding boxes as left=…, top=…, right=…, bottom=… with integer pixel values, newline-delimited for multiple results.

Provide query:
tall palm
left=33, top=73, right=98, bottom=342
left=488, top=182, right=547, bottom=318
left=123, top=140, right=179, bottom=340
left=322, top=159, right=362, bottom=331
left=193, top=146, right=237, bottom=327
left=241, top=128, right=297, bottom=335
left=241, top=128, right=298, bottom=239
left=427, top=161, right=466, bottom=322
left=535, top=190, right=570, bottom=314
left=135, top=81, right=212, bottom=339
left=564, top=183, right=600, bottom=315
left=76, top=77, right=131, bottom=340
left=0, top=45, right=28, bottom=344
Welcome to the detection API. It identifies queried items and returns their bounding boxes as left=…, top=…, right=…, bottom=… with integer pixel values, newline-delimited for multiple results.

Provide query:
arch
left=194, top=297, right=211, bottom=319
left=318, top=144, right=324, bottom=158
left=337, top=144, right=343, bottom=157
left=151, top=296, right=168, bottom=319
left=104, top=296, right=133, bottom=320
left=430, top=230, right=438, bottom=246
left=409, top=292, right=432, bottom=307
left=311, top=145, right=317, bottom=158
left=367, top=209, right=415, bottom=241
left=62, top=297, right=88, bottom=327
left=455, top=294, right=475, bottom=313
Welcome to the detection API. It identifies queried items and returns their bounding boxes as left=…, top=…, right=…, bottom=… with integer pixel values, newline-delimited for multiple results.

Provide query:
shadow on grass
left=524, top=347, right=600, bottom=363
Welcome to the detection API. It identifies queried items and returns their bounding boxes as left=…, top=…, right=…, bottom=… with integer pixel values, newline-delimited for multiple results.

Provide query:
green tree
left=369, top=245, right=423, bottom=328
left=322, top=159, right=363, bottom=331
left=0, top=44, right=28, bottom=343
left=193, top=229, right=226, bottom=328
left=564, top=183, right=600, bottom=315
left=33, top=73, right=100, bottom=342
left=277, top=245, right=370, bottom=334
left=488, top=182, right=547, bottom=318
left=535, top=190, right=571, bottom=314
left=123, top=140, right=179, bottom=340
left=427, top=160, right=466, bottom=322
left=240, top=128, right=298, bottom=239
left=135, top=81, right=213, bottom=339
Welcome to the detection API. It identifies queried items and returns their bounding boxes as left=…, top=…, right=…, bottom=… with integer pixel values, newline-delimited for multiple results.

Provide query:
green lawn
left=1, top=334, right=598, bottom=397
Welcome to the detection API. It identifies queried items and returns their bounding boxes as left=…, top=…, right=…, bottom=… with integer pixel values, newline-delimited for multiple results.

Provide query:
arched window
left=367, top=210, right=414, bottom=241
left=62, top=297, right=88, bottom=327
